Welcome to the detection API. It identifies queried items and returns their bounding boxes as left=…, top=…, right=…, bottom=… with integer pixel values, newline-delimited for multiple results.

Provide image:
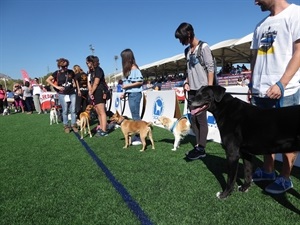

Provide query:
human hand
left=266, top=84, right=282, bottom=99
left=57, top=86, right=64, bottom=91
left=247, top=88, right=252, bottom=102
left=183, top=83, right=190, bottom=92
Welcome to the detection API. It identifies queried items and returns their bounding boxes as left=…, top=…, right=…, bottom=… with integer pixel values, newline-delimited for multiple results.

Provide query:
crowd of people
left=41, top=50, right=144, bottom=145
left=0, top=80, right=47, bottom=115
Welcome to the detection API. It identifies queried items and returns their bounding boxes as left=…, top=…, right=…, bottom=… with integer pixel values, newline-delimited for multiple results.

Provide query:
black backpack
left=184, top=41, right=218, bottom=85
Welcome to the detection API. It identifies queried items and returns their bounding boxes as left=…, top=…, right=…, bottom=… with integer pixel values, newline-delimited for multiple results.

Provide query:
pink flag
left=20, top=69, right=30, bottom=83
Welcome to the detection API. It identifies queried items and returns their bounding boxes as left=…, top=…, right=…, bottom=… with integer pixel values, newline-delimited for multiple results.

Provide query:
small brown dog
left=77, top=104, right=94, bottom=139
left=110, top=110, right=155, bottom=152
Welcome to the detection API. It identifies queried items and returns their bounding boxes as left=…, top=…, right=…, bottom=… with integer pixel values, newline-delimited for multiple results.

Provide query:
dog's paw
left=171, top=148, right=177, bottom=151
left=238, top=185, right=249, bottom=193
left=216, top=192, right=228, bottom=200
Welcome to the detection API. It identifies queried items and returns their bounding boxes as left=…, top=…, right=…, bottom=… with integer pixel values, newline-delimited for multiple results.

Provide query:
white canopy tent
left=111, top=33, right=253, bottom=80
left=211, top=32, right=253, bottom=65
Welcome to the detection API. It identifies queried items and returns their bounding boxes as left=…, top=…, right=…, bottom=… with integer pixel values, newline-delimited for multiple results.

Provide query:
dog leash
left=275, top=81, right=284, bottom=108
left=225, top=92, right=259, bottom=96
left=120, top=92, right=128, bottom=115
left=183, top=88, right=258, bottom=106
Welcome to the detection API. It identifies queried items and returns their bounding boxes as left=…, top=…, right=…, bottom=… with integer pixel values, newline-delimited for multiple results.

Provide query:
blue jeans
left=251, top=88, right=300, bottom=108
left=58, top=93, right=76, bottom=126
left=128, top=92, right=142, bottom=120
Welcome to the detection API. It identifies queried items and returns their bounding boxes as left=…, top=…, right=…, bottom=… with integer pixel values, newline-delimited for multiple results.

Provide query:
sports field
left=1, top=110, right=300, bottom=225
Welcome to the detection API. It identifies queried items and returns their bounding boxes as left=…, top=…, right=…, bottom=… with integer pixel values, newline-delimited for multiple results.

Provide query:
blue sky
left=1, top=0, right=299, bottom=80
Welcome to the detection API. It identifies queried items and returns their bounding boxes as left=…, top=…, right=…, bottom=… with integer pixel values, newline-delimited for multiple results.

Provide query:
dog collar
left=117, top=118, right=125, bottom=125
left=170, top=113, right=192, bottom=133
left=170, top=120, right=178, bottom=133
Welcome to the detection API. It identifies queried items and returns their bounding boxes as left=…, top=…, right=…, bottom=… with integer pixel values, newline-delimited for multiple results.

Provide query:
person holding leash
left=120, top=48, right=144, bottom=146
left=174, top=22, right=215, bottom=160
left=250, top=0, right=300, bottom=194
left=73, top=65, right=89, bottom=119
left=46, top=58, right=78, bottom=133
left=86, top=55, right=109, bottom=137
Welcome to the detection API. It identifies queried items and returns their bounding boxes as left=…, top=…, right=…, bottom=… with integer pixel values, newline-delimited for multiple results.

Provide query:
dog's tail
left=147, top=122, right=153, bottom=129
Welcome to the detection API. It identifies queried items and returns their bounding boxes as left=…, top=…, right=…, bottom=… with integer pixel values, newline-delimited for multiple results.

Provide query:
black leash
left=226, top=92, right=259, bottom=96
left=183, top=89, right=259, bottom=106
left=120, top=92, right=128, bottom=115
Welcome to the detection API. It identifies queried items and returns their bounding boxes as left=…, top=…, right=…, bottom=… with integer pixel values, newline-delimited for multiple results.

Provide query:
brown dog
left=77, top=104, right=94, bottom=139
left=110, top=110, right=155, bottom=152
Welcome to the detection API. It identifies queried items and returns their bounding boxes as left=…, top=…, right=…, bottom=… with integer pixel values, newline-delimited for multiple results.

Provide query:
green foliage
left=0, top=73, right=52, bottom=90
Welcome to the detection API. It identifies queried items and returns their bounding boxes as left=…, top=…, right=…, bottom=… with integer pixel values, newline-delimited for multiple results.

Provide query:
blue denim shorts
left=251, top=88, right=300, bottom=109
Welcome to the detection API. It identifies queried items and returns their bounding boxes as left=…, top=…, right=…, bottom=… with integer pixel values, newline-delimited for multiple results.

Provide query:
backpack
left=184, top=41, right=218, bottom=85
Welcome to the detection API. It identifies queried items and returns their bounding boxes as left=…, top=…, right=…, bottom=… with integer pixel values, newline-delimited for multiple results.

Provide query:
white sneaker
left=131, top=135, right=142, bottom=145
left=132, top=141, right=142, bottom=146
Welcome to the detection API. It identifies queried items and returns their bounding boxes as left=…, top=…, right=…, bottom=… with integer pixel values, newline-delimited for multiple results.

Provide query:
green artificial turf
left=1, top=109, right=300, bottom=225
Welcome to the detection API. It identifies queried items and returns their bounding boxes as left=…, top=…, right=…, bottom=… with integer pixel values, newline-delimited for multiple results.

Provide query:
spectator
left=146, top=80, right=153, bottom=90
left=13, top=83, right=24, bottom=113
left=22, top=81, right=34, bottom=114
left=46, top=58, right=78, bottom=133
left=237, top=77, right=243, bottom=86
left=242, top=64, right=248, bottom=71
left=32, top=78, right=43, bottom=114
left=250, top=0, right=300, bottom=194
left=73, top=65, right=89, bottom=119
left=120, top=48, right=144, bottom=145
left=0, top=84, right=7, bottom=113
left=116, top=79, right=123, bottom=92
left=86, top=55, right=109, bottom=137
left=175, top=22, right=215, bottom=160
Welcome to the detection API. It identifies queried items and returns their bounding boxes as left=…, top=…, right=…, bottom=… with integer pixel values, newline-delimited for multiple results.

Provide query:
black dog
left=190, top=85, right=300, bottom=199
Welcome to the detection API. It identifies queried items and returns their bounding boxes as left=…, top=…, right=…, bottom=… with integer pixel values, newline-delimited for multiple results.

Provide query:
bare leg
left=263, top=154, right=275, bottom=173
left=97, top=103, right=107, bottom=132
left=280, top=152, right=298, bottom=179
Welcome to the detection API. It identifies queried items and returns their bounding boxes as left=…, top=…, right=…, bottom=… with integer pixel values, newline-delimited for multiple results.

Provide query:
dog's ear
left=116, top=110, right=120, bottom=116
left=162, top=117, right=168, bottom=124
left=213, top=86, right=226, bottom=102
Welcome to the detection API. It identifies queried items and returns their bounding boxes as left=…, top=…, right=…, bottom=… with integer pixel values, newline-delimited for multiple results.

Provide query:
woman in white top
left=32, top=78, right=43, bottom=114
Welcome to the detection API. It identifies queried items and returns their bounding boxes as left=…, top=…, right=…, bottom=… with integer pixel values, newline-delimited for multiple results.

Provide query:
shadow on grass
left=253, top=159, right=300, bottom=214
left=157, top=134, right=195, bottom=147
left=253, top=181, right=300, bottom=214
left=184, top=152, right=300, bottom=214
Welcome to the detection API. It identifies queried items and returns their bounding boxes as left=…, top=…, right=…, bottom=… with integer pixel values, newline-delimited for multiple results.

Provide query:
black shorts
left=94, top=89, right=106, bottom=104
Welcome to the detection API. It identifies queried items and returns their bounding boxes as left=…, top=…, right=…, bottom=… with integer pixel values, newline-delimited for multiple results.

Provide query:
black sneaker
left=185, top=146, right=206, bottom=160
left=95, top=129, right=108, bottom=137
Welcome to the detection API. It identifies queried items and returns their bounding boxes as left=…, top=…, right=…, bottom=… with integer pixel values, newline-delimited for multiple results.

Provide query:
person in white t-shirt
left=32, top=78, right=43, bottom=114
left=249, top=0, right=300, bottom=194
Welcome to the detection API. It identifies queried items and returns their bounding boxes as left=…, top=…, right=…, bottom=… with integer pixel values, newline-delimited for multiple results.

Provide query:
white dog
left=50, top=107, right=58, bottom=125
left=155, top=114, right=191, bottom=151
left=3, top=107, right=10, bottom=116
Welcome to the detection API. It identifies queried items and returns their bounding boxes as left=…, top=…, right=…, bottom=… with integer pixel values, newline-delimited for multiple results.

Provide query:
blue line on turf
left=75, top=133, right=153, bottom=225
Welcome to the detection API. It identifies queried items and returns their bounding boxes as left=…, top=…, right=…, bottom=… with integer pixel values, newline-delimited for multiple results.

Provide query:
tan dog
left=78, top=104, right=93, bottom=139
left=110, top=110, right=155, bottom=152
left=156, top=115, right=191, bottom=151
